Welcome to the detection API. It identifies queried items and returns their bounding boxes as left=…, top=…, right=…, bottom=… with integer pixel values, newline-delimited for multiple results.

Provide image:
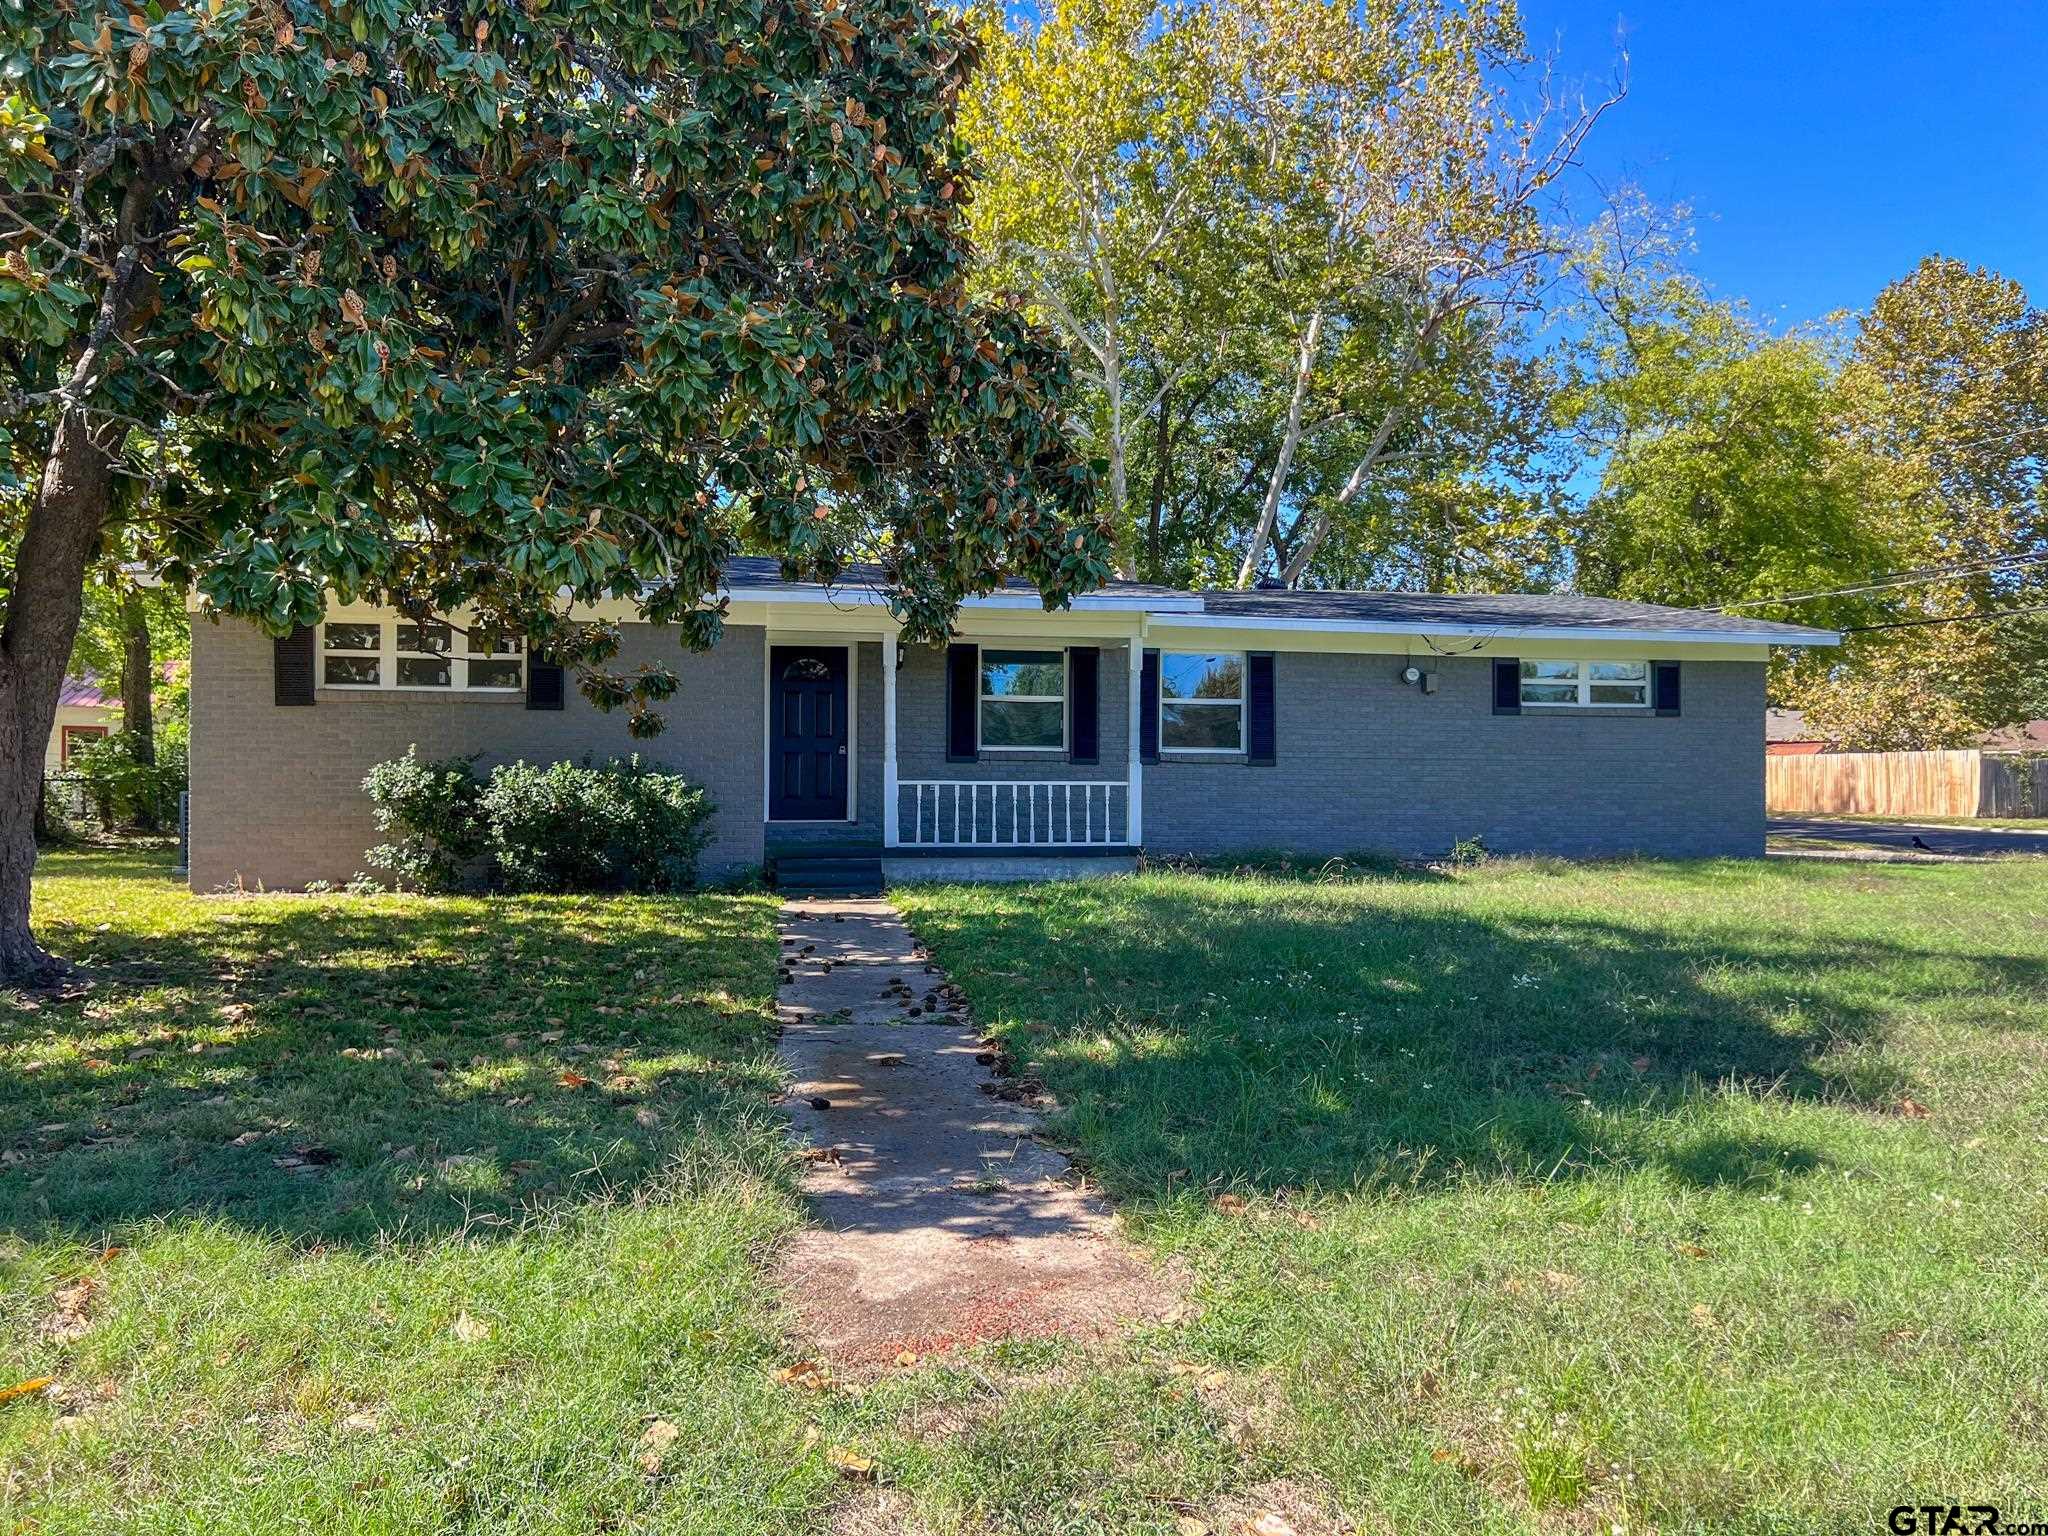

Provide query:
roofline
left=1147, top=612, right=1841, bottom=646
left=724, top=583, right=1204, bottom=613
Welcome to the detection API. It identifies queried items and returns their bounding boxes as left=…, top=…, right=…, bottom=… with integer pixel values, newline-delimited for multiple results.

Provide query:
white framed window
left=318, top=619, right=525, bottom=693
left=1519, top=659, right=1650, bottom=708
left=1160, top=652, right=1244, bottom=752
left=979, top=649, right=1067, bottom=751
left=321, top=622, right=382, bottom=687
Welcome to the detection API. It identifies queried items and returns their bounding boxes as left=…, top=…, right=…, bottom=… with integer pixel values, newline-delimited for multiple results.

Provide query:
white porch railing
left=897, top=780, right=1130, bottom=849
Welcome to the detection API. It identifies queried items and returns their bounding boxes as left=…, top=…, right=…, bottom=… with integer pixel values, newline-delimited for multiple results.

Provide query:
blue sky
left=1520, top=1, right=2047, bottom=328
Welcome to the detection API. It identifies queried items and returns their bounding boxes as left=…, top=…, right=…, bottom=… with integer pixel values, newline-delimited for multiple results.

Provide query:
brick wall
left=1144, top=651, right=1765, bottom=859
left=188, top=617, right=766, bottom=890
left=191, top=619, right=1767, bottom=888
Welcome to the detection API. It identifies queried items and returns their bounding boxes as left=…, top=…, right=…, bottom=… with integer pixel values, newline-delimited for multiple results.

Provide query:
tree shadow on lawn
left=915, top=875, right=2047, bottom=1204
left=1, top=883, right=786, bottom=1250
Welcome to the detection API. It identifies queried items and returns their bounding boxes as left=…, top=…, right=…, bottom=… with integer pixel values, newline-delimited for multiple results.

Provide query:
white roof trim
left=724, top=584, right=1202, bottom=613
left=1146, top=611, right=1841, bottom=647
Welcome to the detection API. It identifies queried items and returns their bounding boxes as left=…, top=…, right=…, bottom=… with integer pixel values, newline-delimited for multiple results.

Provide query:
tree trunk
left=120, top=591, right=155, bottom=764
left=1236, top=309, right=1323, bottom=588
left=120, top=589, right=158, bottom=831
left=1144, top=384, right=1172, bottom=581
left=0, top=409, right=121, bottom=984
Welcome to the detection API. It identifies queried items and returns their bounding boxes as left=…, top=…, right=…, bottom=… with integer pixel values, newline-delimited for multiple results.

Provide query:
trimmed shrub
left=481, top=757, right=714, bottom=893
left=362, top=751, right=715, bottom=894
left=362, top=749, right=488, bottom=892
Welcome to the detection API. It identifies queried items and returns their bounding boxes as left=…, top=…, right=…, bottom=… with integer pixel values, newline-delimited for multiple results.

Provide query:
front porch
left=762, top=626, right=1148, bottom=892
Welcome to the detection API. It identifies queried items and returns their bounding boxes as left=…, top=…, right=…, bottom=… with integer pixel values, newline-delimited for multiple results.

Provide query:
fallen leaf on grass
left=0, top=1378, right=54, bottom=1408
left=775, top=1360, right=833, bottom=1393
left=1896, top=1097, right=1932, bottom=1119
left=636, top=1418, right=680, bottom=1473
left=451, top=1312, right=490, bottom=1344
left=826, top=1445, right=877, bottom=1481
left=1246, top=1515, right=1297, bottom=1536
left=1675, top=1242, right=1711, bottom=1260
left=894, top=1350, right=919, bottom=1368
left=1689, top=1303, right=1718, bottom=1330
left=1214, top=1193, right=1247, bottom=1214
left=340, top=1409, right=380, bottom=1432
left=557, top=1070, right=592, bottom=1090
left=44, top=1278, right=94, bottom=1341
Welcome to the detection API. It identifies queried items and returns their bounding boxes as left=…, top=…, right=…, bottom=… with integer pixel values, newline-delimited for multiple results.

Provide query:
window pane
left=324, top=656, right=379, bottom=685
left=1161, top=653, right=1243, bottom=701
left=1520, top=659, right=1579, bottom=681
left=468, top=659, right=523, bottom=689
left=1520, top=682, right=1578, bottom=705
left=397, top=621, right=452, bottom=655
left=1162, top=701, right=1242, bottom=750
left=981, top=650, right=1064, bottom=699
left=324, top=623, right=380, bottom=653
left=981, top=698, right=1064, bottom=748
left=1590, top=683, right=1648, bottom=705
left=397, top=657, right=451, bottom=688
left=1589, top=661, right=1646, bottom=681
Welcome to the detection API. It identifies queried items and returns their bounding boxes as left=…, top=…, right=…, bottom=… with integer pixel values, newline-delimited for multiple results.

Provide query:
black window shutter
left=1492, top=657, right=1520, bottom=715
left=274, top=625, right=315, bottom=706
left=1653, top=660, right=1682, bottom=716
left=526, top=650, right=565, bottom=711
left=1139, top=649, right=1160, bottom=763
left=1068, top=646, right=1100, bottom=763
left=1246, top=652, right=1277, bottom=765
left=946, top=643, right=979, bottom=762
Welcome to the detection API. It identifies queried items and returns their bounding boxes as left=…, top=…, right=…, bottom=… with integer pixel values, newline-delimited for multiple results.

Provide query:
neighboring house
left=1767, top=707, right=2048, bottom=756
left=1765, top=708, right=1826, bottom=756
left=185, top=561, right=1838, bottom=890
left=47, top=675, right=118, bottom=773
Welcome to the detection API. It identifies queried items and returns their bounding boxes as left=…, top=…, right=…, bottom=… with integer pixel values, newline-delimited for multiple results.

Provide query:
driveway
left=1769, top=817, right=2048, bottom=858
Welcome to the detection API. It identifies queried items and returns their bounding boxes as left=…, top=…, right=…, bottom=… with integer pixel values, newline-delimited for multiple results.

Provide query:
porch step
left=768, top=849, right=884, bottom=898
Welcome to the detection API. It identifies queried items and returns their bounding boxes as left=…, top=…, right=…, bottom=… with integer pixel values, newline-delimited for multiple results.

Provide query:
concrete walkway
left=773, top=899, right=1168, bottom=1366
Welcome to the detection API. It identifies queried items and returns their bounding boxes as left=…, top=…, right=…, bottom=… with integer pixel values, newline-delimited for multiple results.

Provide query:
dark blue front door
left=770, top=647, right=849, bottom=821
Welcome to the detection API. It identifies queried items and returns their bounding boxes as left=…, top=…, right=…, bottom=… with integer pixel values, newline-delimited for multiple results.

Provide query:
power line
left=1710, top=550, right=2048, bottom=612
left=1840, top=601, right=2048, bottom=635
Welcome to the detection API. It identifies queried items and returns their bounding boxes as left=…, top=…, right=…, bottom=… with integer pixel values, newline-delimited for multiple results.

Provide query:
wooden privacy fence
left=1767, top=748, right=2048, bottom=818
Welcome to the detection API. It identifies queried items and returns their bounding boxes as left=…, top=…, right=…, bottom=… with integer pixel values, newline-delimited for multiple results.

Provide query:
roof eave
left=1149, top=612, right=1841, bottom=646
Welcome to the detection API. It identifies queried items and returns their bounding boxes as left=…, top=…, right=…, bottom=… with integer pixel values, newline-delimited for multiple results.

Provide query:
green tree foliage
left=1565, top=217, right=1894, bottom=630
left=965, top=0, right=1614, bottom=589
left=1786, top=257, right=2048, bottom=748
left=0, top=0, right=1103, bottom=977
left=961, top=0, right=1242, bottom=574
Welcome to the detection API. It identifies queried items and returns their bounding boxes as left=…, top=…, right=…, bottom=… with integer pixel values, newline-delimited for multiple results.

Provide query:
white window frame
left=317, top=619, right=526, bottom=694
left=319, top=621, right=385, bottom=689
left=977, top=647, right=1068, bottom=754
left=1159, top=651, right=1246, bottom=754
left=1518, top=659, right=1652, bottom=709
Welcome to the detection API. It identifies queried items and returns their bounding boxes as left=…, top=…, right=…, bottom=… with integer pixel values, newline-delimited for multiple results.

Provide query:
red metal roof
left=58, top=675, right=114, bottom=709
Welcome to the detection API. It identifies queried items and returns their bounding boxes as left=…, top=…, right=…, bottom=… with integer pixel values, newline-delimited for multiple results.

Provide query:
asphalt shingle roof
left=715, top=558, right=1835, bottom=641
left=1195, top=588, right=1837, bottom=640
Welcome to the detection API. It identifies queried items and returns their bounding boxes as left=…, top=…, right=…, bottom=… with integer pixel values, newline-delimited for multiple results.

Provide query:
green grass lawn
left=895, top=856, right=2048, bottom=1532
left=5, top=848, right=2046, bottom=1533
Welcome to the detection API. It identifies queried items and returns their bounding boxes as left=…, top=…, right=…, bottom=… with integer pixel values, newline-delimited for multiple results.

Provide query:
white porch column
left=1127, top=632, right=1144, bottom=847
left=882, top=631, right=900, bottom=848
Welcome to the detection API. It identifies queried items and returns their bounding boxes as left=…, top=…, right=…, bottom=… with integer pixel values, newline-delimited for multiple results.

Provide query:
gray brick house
left=186, top=560, right=1836, bottom=891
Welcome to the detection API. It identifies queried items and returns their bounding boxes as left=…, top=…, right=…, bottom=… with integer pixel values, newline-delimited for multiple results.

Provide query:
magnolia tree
left=0, top=0, right=1105, bottom=981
